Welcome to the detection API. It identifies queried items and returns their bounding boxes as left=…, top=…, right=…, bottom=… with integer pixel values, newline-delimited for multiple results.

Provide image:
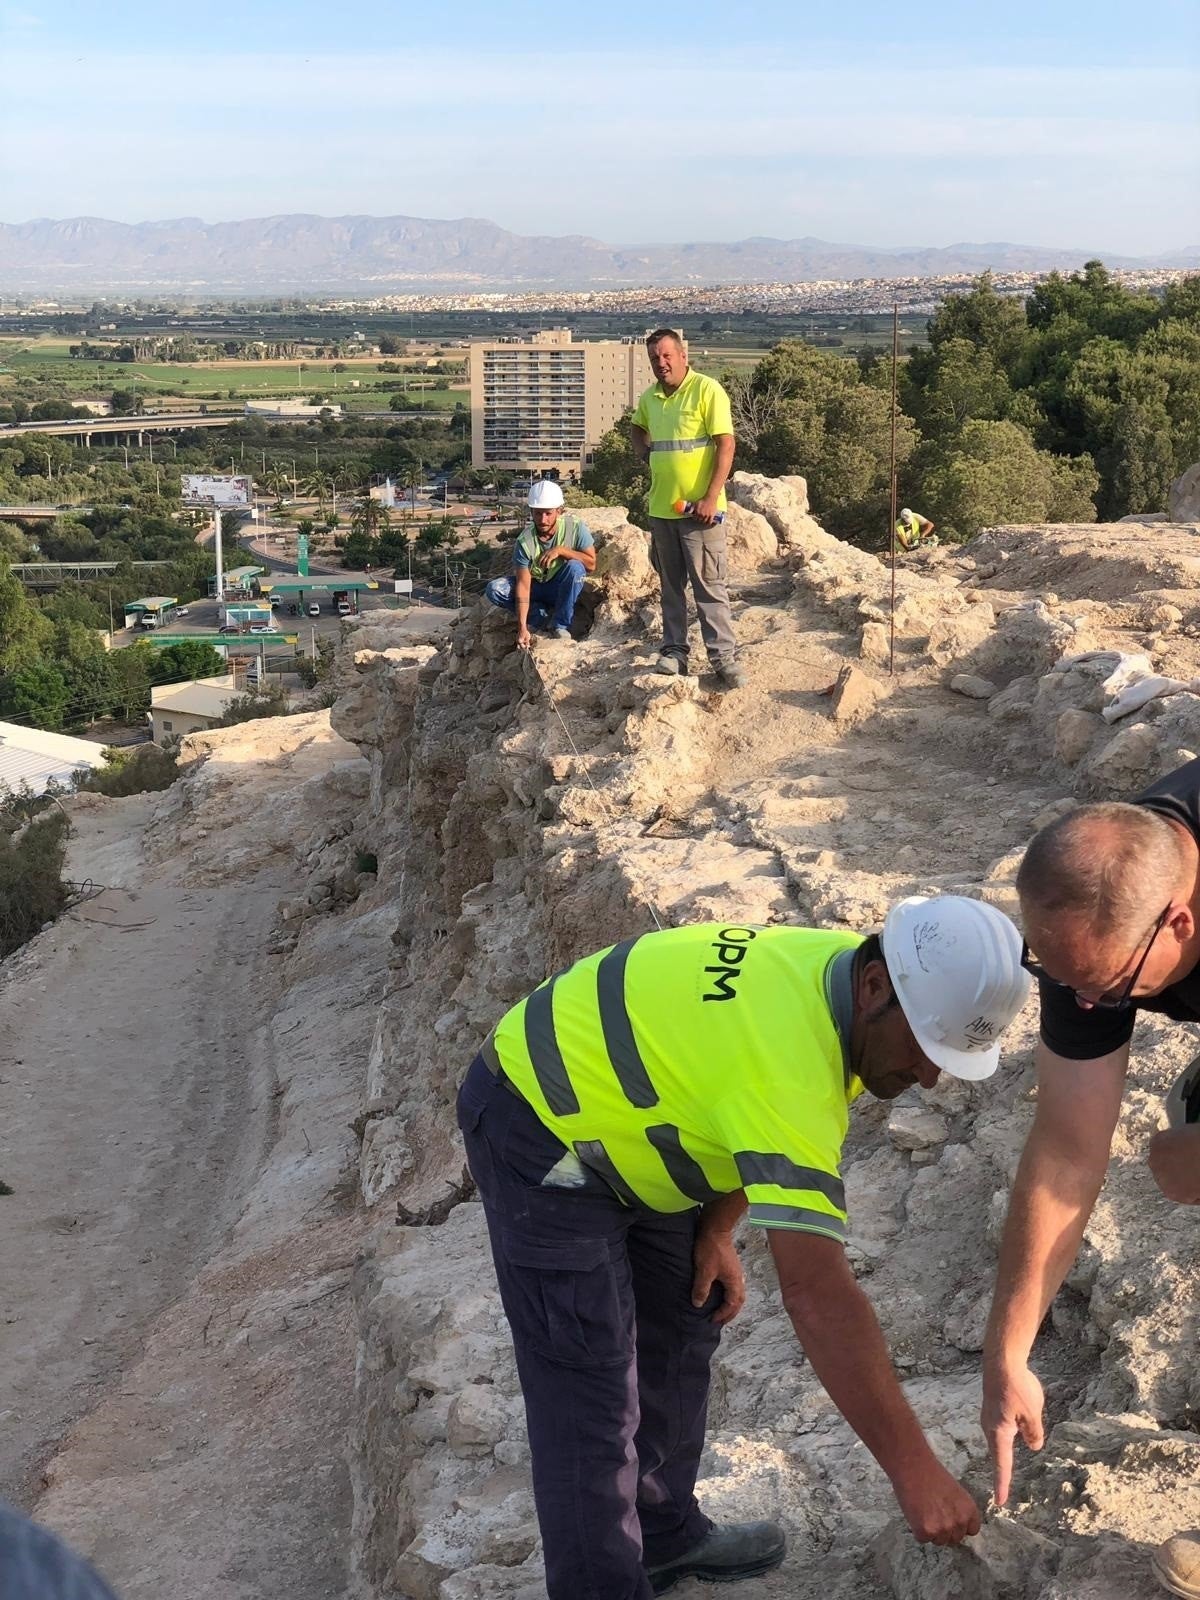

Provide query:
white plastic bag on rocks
left=1033, top=652, right=1142, bottom=720
left=1102, top=674, right=1192, bottom=723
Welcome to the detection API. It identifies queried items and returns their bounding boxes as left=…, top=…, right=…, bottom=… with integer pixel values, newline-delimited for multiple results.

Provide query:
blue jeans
left=485, top=560, right=586, bottom=632
left=457, top=1055, right=719, bottom=1600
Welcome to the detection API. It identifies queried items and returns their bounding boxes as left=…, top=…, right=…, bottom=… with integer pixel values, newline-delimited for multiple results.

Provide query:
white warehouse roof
left=0, top=721, right=109, bottom=795
left=150, top=675, right=241, bottom=720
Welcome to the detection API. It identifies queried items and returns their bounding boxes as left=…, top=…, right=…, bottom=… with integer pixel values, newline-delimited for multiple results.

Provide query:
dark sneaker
left=647, top=1520, right=786, bottom=1594
left=1152, top=1531, right=1200, bottom=1598
left=715, top=659, right=746, bottom=689
left=655, top=654, right=683, bottom=676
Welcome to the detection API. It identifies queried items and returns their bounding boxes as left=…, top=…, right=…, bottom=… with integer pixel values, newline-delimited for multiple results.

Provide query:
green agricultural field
left=0, top=338, right=462, bottom=406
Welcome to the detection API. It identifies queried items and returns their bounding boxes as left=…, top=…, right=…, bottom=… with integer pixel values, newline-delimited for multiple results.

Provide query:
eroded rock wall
left=333, top=495, right=1200, bottom=1600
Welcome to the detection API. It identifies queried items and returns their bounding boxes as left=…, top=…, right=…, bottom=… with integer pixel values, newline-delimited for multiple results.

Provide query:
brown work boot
left=1153, top=1531, right=1200, bottom=1598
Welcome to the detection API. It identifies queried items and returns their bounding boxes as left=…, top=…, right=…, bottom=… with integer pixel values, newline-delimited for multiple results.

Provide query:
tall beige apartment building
left=468, top=328, right=657, bottom=479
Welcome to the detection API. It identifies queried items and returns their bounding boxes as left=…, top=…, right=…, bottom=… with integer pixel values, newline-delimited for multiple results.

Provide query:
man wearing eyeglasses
left=981, top=758, right=1200, bottom=1599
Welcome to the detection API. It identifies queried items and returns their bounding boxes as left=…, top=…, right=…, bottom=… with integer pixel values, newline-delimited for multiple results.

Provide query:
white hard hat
left=881, top=895, right=1031, bottom=1080
left=528, top=481, right=564, bottom=510
left=900, top=508, right=914, bottom=521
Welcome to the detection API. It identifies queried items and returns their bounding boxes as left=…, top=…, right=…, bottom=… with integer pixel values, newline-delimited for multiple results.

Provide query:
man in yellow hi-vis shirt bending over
left=457, top=895, right=1031, bottom=1598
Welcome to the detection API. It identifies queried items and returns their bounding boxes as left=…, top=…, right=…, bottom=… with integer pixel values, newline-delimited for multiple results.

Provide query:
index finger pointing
left=990, top=1424, right=1015, bottom=1507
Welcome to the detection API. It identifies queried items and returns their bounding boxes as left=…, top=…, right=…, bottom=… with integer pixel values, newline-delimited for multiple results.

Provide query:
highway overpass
left=8, top=559, right=172, bottom=587
left=0, top=504, right=93, bottom=521
left=2, top=413, right=236, bottom=442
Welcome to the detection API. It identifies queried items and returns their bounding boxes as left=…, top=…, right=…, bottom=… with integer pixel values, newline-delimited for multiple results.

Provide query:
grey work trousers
left=648, top=516, right=736, bottom=666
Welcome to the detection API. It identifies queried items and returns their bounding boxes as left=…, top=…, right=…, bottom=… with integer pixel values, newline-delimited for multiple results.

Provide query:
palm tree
left=263, top=467, right=292, bottom=509
left=396, top=464, right=423, bottom=513
left=350, top=489, right=383, bottom=539
left=300, top=471, right=332, bottom=514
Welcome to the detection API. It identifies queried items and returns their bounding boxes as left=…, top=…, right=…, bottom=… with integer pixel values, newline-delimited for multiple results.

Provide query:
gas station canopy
left=260, top=577, right=378, bottom=594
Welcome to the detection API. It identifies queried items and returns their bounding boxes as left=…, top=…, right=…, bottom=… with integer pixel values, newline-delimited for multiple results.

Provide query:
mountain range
left=0, top=214, right=1195, bottom=295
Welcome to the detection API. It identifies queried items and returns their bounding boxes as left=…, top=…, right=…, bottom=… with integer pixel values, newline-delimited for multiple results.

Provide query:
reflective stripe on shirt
left=489, top=924, right=863, bottom=1236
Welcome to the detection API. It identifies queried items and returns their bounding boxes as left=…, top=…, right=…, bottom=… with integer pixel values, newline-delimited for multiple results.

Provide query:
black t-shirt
left=1039, top=757, right=1200, bottom=1059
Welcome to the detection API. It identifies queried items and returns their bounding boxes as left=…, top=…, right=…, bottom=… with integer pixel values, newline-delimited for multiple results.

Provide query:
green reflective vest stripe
left=489, top=924, right=864, bottom=1233
left=516, top=512, right=587, bottom=583
left=648, top=436, right=713, bottom=453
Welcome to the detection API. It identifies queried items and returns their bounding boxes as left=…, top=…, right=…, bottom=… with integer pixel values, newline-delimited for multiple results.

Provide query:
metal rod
left=889, top=302, right=899, bottom=677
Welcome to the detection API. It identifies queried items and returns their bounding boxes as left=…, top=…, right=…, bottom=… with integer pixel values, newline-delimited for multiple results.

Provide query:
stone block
left=831, top=665, right=889, bottom=726
left=888, top=1106, right=950, bottom=1152
left=872, top=1515, right=1059, bottom=1599
left=723, top=502, right=779, bottom=572
left=1055, top=708, right=1103, bottom=766
left=926, top=608, right=996, bottom=669
left=861, top=621, right=892, bottom=666
left=1084, top=722, right=1164, bottom=792
left=446, top=1383, right=510, bottom=1456
left=1169, top=462, right=1200, bottom=521
left=950, top=674, right=998, bottom=700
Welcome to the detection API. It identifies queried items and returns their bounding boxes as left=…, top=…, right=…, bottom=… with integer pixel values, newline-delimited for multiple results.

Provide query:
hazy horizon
left=1, top=0, right=1198, bottom=256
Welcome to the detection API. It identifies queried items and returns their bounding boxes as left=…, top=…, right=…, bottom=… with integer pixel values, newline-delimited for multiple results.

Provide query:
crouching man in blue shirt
left=485, top=481, right=595, bottom=649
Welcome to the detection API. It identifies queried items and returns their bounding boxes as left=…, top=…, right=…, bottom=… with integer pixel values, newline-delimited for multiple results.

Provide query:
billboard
left=181, top=474, right=252, bottom=508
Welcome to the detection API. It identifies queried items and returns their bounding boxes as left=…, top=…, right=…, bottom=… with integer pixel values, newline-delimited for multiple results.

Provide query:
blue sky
left=2, top=0, right=1197, bottom=254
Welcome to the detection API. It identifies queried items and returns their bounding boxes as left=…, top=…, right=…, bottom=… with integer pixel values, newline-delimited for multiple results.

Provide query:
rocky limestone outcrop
left=318, top=491, right=1200, bottom=1600
left=1168, top=462, right=1200, bottom=522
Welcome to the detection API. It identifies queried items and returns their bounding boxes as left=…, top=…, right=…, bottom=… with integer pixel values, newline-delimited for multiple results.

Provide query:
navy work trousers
left=484, top=559, right=586, bottom=632
left=457, top=1055, right=720, bottom=1600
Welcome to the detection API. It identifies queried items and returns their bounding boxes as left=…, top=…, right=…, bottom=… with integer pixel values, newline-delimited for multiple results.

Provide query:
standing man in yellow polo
left=631, top=330, right=742, bottom=688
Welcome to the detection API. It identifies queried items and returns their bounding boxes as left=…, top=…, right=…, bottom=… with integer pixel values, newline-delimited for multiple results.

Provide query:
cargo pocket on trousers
left=699, top=532, right=727, bottom=587
left=502, top=1236, right=631, bottom=1369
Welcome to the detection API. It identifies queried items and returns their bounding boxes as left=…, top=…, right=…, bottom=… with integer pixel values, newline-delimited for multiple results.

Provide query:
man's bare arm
left=770, top=1231, right=980, bottom=1545
left=695, top=434, right=735, bottom=525
left=545, top=543, right=596, bottom=573
left=631, top=424, right=650, bottom=465
left=513, top=567, right=533, bottom=648
left=982, top=1041, right=1128, bottom=1502
left=704, top=433, right=735, bottom=500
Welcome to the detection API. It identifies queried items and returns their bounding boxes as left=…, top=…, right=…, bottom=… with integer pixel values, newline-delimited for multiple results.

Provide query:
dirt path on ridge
left=0, top=796, right=283, bottom=1504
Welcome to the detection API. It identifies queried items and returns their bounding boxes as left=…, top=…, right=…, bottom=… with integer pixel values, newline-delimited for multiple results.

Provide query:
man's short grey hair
left=1017, top=802, right=1190, bottom=939
left=645, top=328, right=684, bottom=351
